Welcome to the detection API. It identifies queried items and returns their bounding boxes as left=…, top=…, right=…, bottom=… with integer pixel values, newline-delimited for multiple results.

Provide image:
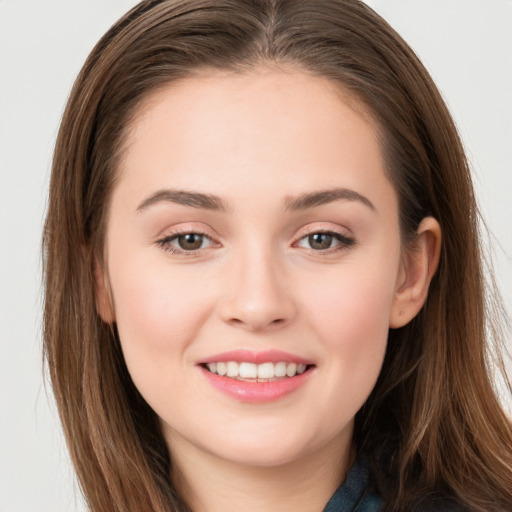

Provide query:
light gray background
left=0, top=1, right=510, bottom=511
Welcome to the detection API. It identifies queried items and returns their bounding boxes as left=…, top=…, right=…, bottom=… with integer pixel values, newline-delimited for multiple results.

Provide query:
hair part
left=43, top=1, right=512, bottom=511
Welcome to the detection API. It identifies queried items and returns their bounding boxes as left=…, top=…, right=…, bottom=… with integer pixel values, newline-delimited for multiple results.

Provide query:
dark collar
left=323, top=457, right=382, bottom=512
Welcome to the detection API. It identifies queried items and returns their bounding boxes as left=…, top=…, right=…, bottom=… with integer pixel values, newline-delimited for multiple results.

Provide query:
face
left=100, top=68, right=408, bottom=470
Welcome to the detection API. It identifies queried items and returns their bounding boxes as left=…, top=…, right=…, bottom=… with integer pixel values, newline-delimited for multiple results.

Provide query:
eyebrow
left=136, top=186, right=375, bottom=213
left=284, top=188, right=375, bottom=212
left=136, top=189, right=227, bottom=212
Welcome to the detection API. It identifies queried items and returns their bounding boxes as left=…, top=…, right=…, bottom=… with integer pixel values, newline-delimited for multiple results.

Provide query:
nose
left=218, top=245, right=297, bottom=332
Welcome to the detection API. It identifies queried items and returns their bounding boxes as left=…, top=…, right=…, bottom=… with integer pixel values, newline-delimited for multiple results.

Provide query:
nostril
left=226, top=316, right=287, bottom=331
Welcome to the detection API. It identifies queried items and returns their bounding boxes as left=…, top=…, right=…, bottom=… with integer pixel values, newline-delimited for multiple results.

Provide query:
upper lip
left=197, top=349, right=313, bottom=366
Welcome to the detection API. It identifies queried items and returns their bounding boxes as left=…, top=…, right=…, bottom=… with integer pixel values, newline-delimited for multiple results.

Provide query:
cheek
left=106, top=255, right=217, bottom=412
left=306, top=263, right=396, bottom=339
left=301, top=259, right=398, bottom=394
left=108, top=252, right=215, bottom=355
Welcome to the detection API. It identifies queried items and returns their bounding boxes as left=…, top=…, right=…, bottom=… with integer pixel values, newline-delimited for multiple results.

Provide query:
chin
left=191, top=418, right=349, bottom=469
left=209, top=440, right=314, bottom=468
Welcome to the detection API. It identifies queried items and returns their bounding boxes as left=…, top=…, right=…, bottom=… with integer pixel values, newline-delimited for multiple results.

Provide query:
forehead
left=115, top=66, right=394, bottom=213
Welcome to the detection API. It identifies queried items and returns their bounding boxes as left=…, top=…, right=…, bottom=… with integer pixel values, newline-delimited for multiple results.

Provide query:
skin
left=96, top=66, right=441, bottom=512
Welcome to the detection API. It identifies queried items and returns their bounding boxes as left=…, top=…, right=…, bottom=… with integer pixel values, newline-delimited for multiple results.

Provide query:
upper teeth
left=206, top=361, right=307, bottom=380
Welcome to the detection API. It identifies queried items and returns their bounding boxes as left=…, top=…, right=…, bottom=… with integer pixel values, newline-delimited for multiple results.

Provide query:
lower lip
left=200, top=367, right=312, bottom=403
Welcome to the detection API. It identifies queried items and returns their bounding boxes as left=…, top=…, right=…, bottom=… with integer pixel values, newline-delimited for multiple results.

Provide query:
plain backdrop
left=0, top=1, right=511, bottom=511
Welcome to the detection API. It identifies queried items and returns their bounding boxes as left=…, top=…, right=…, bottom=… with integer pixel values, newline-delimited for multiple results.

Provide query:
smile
left=199, top=350, right=315, bottom=402
left=204, top=361, right=308, bottom=381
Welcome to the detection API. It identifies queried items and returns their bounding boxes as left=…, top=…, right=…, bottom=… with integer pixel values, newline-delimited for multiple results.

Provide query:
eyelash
left=155, top=229, right=356, bottom=256
left=293, top=230, right=356, bottom=253
left=155, top=229, right=214, bottom=256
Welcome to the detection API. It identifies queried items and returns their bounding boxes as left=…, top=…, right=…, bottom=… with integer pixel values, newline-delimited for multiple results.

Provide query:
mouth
left=201, top=361, right=313, bottom=382
left=198, top=350, right=315, bottom=402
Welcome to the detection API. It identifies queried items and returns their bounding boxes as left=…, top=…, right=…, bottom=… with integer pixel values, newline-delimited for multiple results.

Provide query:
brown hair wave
left=42, top=1, right=512, bottom=511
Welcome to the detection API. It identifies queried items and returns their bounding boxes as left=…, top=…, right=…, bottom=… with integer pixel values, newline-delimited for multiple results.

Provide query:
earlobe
left=93, top=257, right=116, bottom=324
left=389, top=217, right=442, bottom=328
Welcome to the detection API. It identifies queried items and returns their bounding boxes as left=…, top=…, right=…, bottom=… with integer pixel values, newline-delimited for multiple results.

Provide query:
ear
left=93, top=257, right=116, bottom=324
left=389, top=217, right=442, bottom=328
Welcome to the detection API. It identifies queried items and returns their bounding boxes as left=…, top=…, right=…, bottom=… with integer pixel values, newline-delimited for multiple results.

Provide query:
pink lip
left=200, top=366, right=313, bottom=403
left=197, top=349, right=312, bottom=365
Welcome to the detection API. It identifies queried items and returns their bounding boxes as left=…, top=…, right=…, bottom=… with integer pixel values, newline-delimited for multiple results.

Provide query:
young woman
left=42, top=1, right=512, bottom=511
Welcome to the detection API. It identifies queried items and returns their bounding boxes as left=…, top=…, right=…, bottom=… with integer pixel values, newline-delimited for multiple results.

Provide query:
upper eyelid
left=155, top=223, right=218, bottom=240
left=294, top=223, right=354, bottom=239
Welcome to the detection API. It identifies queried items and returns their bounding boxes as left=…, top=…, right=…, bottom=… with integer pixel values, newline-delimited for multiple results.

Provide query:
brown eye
left=295, top=231, right=355, bottom=253
left=156, top=231, right=216, bottom=255
left=308, top=233, right=334, bottom=250
left=177, top=233, right=205, bottom=250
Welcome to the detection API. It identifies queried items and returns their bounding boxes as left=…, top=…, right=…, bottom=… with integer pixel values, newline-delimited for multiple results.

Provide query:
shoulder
left=324, top=457, right=468, bottom=512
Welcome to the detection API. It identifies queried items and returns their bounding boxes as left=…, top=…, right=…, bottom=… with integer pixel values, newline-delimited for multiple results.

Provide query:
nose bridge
left=219, top=236, right=295, bottom=331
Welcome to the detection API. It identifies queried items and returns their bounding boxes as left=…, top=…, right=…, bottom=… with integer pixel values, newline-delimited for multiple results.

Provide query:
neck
left=169, top=432, right=354, bottom=512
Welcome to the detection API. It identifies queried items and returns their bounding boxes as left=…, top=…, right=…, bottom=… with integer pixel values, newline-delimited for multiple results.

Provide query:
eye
left=295, top=231, right=355, bottom=252
left=174, top=233, right=208, bottom=250
left=156, top=231, right=215, bottom=254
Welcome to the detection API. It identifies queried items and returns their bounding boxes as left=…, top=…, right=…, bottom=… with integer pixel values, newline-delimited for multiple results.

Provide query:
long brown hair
left=43, top=1, right=512, bottom=510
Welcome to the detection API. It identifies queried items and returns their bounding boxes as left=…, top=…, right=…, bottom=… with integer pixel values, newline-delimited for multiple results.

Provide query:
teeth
left=216, top=362, right=227, bottom=376
left=257, top=362, right=274, bottom=379
left=275, top=362, right=287, bottom=377
left=286, top=363, right=297, bottom=377
left=205, top=361, right=309, bottom=380
left=239, top=362, right=257, bottom=379
left=226, top=361, right=238, bottom=377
